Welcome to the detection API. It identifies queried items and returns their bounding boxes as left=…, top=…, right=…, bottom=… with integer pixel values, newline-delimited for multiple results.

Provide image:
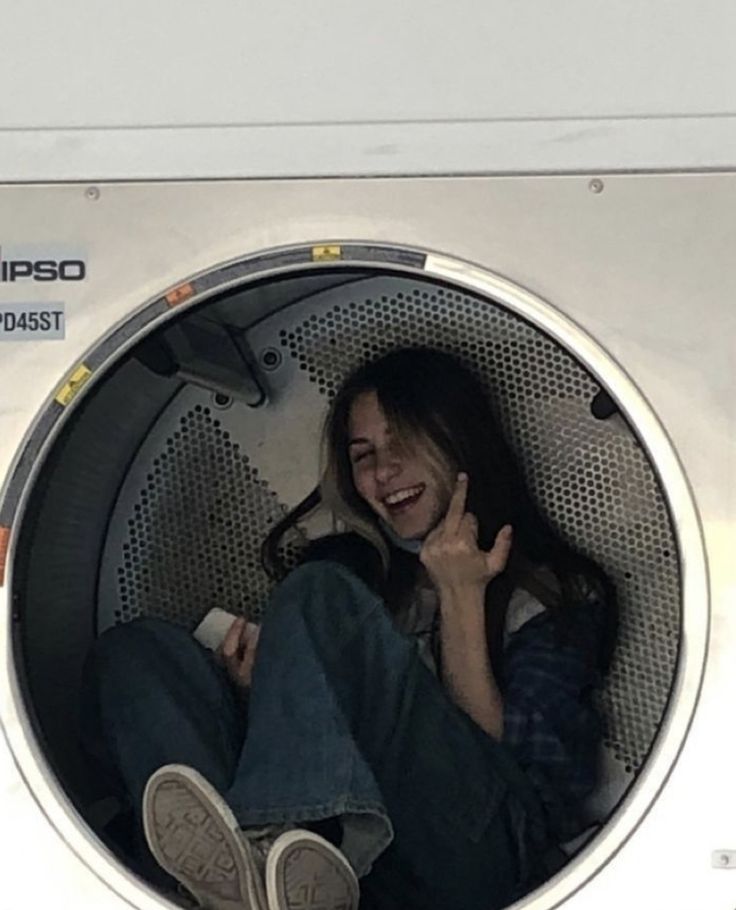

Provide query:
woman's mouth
left=382, top=484, right=425, bottom=515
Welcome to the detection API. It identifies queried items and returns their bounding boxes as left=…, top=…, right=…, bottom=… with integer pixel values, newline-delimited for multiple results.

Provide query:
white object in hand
left=193, top=607, right=247, bottom=651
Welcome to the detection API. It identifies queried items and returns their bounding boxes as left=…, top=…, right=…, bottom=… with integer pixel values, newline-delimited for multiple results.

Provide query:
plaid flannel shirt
left=397, top=581, right=606, bottom=843
left=501, top=600, right=606, bottom=841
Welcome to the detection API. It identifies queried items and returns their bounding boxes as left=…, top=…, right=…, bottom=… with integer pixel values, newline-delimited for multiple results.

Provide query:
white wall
left=3, top=0, right=736, bottom=179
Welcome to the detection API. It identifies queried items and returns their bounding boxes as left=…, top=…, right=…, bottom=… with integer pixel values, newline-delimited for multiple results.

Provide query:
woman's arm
left=437, top=583, right=504, bottom=738
left=420, top=473, right=513, bottom=739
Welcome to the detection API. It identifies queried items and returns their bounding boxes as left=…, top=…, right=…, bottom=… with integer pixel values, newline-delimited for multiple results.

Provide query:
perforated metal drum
left=97, top=275, right=681, bottom=815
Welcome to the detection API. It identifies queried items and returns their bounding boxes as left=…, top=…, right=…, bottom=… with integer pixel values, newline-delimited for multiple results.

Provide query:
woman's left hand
left=218, top=617, right=261, bottom=690
left=420, top=473, right=513, bottom=596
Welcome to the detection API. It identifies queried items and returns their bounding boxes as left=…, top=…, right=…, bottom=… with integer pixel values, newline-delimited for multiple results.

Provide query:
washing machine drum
left=15, top=272, right=680, bottom=866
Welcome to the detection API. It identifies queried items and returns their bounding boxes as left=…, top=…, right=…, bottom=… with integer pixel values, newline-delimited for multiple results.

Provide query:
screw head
left=85, top=186, right=101, bottom=201
left=212, top=393, right=232, bottom=409
left=260, top=348, right=282, bottom=371
left=588, top=178, right=605, bottom=194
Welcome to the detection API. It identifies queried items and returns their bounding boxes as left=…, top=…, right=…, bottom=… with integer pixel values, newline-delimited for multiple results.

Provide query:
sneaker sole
left=266, top=830, right=359, bottom=910
left=143, top=765, right=266, bottom=910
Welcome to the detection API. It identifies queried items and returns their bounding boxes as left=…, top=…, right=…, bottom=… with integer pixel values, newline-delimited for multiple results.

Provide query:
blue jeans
left=84, top=562, right=549, bottom=910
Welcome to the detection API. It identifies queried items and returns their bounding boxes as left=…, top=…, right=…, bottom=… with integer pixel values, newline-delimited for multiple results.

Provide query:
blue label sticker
left=0, top=303, right=65, bottom=340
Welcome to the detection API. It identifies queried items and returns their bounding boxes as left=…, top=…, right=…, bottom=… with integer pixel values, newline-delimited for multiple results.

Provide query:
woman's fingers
left=218, top=618, right=260, bottom=689
left=485, top=525, right=513, bottom=577
left=241, top=624, right=260, bottom=674
left=242, top=622, right=260, bottom=657
left=444, top=473, right=468, bottom=531
left=461, top=512, right=479, bottom=540
left=220, top=617, right=245, bottom=660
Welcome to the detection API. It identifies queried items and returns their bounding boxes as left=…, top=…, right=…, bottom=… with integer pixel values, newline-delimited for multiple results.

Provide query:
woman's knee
left=90, top=617, right=194, bottom=683
left=268, top=561, right=383, bottom=628
left=260, top=563, right=395, bottom=666
left=94, top=616, right=183, bottom=651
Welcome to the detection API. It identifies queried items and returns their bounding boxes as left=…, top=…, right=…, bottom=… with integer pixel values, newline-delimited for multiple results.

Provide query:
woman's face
left=347, top=391, right=453, bottom=540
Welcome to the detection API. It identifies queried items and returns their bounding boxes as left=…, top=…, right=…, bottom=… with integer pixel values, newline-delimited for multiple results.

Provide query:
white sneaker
left=143, top=764, right=359, bottom=910
left=143, top=764, right=268, bottom=910
left=266, top=829, right=359, bottom=910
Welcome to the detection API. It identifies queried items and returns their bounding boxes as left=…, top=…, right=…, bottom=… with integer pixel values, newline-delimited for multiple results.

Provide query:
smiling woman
left=82, top=344, right=618, bottom=910
left=347, top=390, right=452, bottom=540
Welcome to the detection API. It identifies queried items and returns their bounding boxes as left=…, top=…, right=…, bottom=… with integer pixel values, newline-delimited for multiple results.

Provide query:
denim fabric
left=84, top=562, right=550, bottom=910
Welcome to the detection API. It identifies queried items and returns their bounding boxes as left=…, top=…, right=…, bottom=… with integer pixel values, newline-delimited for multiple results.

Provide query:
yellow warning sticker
left=55, top=363, right=92, bottom=406
left=311, top=245, right=342, bottom=262
left=0, top=526, right=9, bottom=587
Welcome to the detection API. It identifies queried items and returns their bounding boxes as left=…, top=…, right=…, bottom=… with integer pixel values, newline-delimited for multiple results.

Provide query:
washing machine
left=1, top=4, right=735, bottom=910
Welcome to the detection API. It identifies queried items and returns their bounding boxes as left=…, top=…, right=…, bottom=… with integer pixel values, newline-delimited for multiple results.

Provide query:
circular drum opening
left=6, top=251, right=693, bottom=909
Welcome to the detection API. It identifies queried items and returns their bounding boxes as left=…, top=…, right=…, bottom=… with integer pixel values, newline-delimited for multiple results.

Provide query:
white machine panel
left=3, top=2, right=736, bottom=177
left=0, top=175, right=733, bottom=910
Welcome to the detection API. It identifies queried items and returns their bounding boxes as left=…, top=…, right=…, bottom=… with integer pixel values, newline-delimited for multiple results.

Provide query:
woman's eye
left=351, top=449, right=373, bottom=465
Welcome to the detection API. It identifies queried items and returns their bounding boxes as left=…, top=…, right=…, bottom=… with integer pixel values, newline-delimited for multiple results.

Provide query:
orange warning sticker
left=0, top=526, right=10, bottom=587
left=312, top=245, right=342, bottom=262
left=166, top=283, right=195, bottom=307
left=55, top=363, right=93, bottom=406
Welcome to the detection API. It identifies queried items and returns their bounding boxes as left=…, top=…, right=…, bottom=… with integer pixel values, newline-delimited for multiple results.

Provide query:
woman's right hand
left=218, top=617, right=261, bottom=690
left=420, top=473, right=513, bottom=599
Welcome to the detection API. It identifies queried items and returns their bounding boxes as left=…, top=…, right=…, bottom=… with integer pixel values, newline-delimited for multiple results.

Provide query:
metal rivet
left=85, top=186, right=101, bottom=201
left=588, top=178, right=605, bottom=194
left=260, top=348, right=282, bottom=371
left=212, top=393, right=232, bottom=410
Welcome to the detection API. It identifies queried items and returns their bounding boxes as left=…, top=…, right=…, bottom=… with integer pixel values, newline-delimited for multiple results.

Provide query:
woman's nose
left=374, top=447, right=401, bottom=482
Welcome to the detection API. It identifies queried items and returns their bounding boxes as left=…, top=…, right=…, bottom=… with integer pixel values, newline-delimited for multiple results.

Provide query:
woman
left=85, top=347, right=616, bottom=910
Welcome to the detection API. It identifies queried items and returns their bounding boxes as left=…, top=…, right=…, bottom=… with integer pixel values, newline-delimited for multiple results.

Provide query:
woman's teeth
left=384, top=485, right=424, bottom=507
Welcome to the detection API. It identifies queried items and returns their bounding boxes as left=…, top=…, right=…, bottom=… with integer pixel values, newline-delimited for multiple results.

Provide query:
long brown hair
left=263, top=347, right=617, bottom=677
